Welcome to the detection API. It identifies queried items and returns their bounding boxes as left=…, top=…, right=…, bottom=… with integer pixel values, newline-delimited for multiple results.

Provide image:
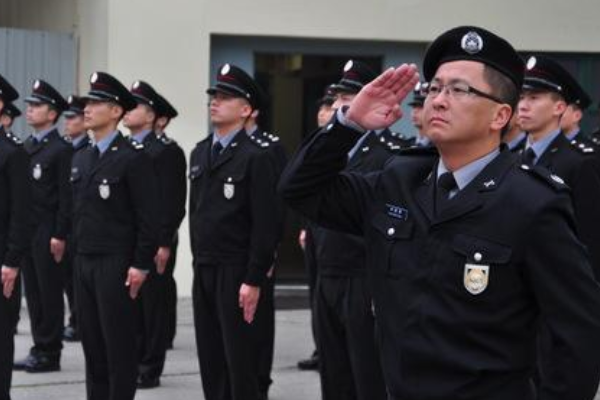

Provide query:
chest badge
left=99, top=179, right=110, bottom=200
left=33, top=164, right=42, bottom=180
left=223, top=177, right=235, bottom=200
left=464, top=263, right=489, bottom=295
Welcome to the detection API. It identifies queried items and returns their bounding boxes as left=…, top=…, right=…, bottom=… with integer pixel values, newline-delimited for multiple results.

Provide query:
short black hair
left=483, top=65, right=519, bottom=135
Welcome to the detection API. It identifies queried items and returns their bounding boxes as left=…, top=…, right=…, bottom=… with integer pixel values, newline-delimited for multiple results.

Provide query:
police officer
left=559, top=78, right=593, bottom=143
left=14, top=80, right=71, bottom=373
left=189, top=63, right=279, bottom=400
left=123, top=80, right=186, bottom=389
left=0, top=103, right=22, bottom=134
left=61, top=95, right=89, bottom=342
left=73, top=72, right=158, bottom=400
left=518, top=55, right=600, bottom=280
left=244, top=83, right=287, bottom=400
left=280, top=26, right=600, bottom=400
left=0, top=73, right=31, bottom=400
left=407, top=82, right=432, bottom=147
left=153, top=92, right=187, bottom=350
left=310, top=60, right=391, bottom=400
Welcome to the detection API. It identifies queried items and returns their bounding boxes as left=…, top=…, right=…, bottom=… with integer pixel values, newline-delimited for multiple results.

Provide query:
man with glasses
left=280, top=26, right=600, bottom=400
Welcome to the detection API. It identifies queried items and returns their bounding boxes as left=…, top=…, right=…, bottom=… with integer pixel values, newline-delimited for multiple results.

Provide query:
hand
left=239, top=283, right=261, bottom=324
left=125, top=267, right=147, bottom=299
left=50, top=238, right=66, bottom=263
left=1, top=266, right=19, bottom=299
left=298, top=229, right=307, bottom=250
left=154, top=246, right=171, bottom=275
left=346, top=64, right=420, bottom=131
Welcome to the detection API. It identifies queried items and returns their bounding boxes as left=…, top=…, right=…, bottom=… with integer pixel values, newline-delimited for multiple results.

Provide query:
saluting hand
left=154, top=246, right=171, bottom=275
left=239, top=283, right=261, bottom=324
left=1, top=266, right=19, bottom=299
left=125, top=267, right=147, bottom=299
left=346, top=64, right=420, bottom=131
left=50, top=238, right=66, bottom=263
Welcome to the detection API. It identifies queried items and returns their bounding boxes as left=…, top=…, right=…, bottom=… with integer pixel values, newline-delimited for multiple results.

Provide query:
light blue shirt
left=415, top=134, right=431, bottom=147
left=96, top=130, right=119, bottom=154
left=131, top=129, right=152, bottom=144
left=32, top=126, right=56, bottom=142
left=246, top=124, right=258, bottom=136
left=565, top=128, right=580, bottom=141
left=525, top=128, right=561, bottom=164
left=506, top=131, right=526, bottom=151
left=212, top=129, right=240, bottom=153
left=71, top=134, right=87, bottom=148
left=437, top=148, right=501, bottom=199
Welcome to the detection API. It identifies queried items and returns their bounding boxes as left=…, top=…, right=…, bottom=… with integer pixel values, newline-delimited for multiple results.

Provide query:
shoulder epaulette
left=264, top=132, right=280, bottom=143
left=397, top=144, right=438, bottom=156
left=570, top=139, right=595, bottom=155
left=159, top=135, right=174, bottom=145
left=127, top=138, right=144, bottom=150
left=519, top=164, right=569, bottom=191
left=249, top=133, right=270, bottom=149
left=5, top=131, right=22, bottom=145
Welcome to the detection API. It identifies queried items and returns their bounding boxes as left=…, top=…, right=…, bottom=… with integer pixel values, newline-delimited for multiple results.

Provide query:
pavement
left=11, top=291, right=321, bottom=400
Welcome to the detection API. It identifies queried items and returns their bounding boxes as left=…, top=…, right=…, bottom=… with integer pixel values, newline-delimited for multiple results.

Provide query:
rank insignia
left=464, top=263, right=489, bottom=295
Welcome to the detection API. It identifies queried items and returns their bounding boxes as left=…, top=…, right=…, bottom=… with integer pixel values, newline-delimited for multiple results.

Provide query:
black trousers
left=137, top=269, right=168, bottom=380
left=165, top=238, right=178, bottom=346
left=304, top=227, right=319, bottom=351
left=0, top=280, right=18, bottom=400
left=315, top=275, right=387, bottom=400
left=255, top=271, right=275, bottom=393
left=193, top=262, right=260, bottom=400
left=62, top=238, right=77, bottom=329
left=75, top=253, right=138, bottom=400
left=21, top=222, right=64, bottom=354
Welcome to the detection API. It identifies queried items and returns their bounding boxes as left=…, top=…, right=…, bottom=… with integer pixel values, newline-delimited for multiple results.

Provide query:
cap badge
left=68, top=95, right=74, bottom=103
left=526, top=56, right=537, bottom=70
left=90, top=72, right=98, bottom=84
left=132, top=81, right=140, bottom=89
left=33, top=80, right=41, bottom=90
left=344, top=60, right=354, bottom=72
left=461, top=31, right=484, bottom=55
left=221, top=64, right=231, bottom=75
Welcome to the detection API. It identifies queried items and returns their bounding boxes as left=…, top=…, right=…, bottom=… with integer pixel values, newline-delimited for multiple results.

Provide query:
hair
left=483, top=66, right=519, bottom=135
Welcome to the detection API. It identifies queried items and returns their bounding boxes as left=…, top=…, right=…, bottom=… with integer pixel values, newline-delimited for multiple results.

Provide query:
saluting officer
left=0, top=73, right=31, bottom=400
left=280, top=26, right=600, bottom=400
left=123, top=80, right=186, bottom=389
left=189, top=63, right=279, bottom=400
left=14, top=80, right=71, bottom=373
left=73, top=72, right=158, bottom=400
left=153, top=92, right=187, bottom=350
left=61, top=95, right=89, bottom=343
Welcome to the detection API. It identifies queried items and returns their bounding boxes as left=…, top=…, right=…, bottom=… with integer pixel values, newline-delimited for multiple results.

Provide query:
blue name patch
left=386, top=204, right=408, bottom=220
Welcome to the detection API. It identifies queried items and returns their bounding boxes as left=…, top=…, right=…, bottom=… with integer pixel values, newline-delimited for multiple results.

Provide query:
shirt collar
left=71, top=134, right=87, bottom=148
left=33, top=126, right=56, bottom=142
left=131, top=129, right=152, bottom=144
left=437, top=148, right=501, bottom=191
left=565, top=128, right=581, bottom=141
left=506, top=131, right=526, bottom=150
left=246, top=124, right=259, bottom=136
left=416, top=134, right=431, bottom=147
left=212, top=128, right=241, bottom=149
left=96, top=130, right=119, bottom=154
left=526, top=128, right=561, bottom=161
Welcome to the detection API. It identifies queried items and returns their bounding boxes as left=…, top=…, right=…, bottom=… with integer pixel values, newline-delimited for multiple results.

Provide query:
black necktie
left=436, top=172, right=458, bottom=214
left=92, top=146, right=100, bottom=162
left=521, top=147, right=536, bottom=166
left=211, top=142, right=223, bottom=166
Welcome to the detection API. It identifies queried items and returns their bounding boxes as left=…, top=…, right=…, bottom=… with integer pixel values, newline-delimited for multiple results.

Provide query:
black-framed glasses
left=421, top=81, right=504, bottom=104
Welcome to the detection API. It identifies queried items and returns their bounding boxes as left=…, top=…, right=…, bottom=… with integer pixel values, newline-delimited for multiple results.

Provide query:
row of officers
left=3, top=25, right=600, bottom=400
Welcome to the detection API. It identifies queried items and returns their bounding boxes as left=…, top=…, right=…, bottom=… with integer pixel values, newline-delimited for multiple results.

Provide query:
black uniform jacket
left=133, top=133, right=187, bottom=247
left=70, top=132, right=159, bottom=271
left=189, top=130, right=280, bottom=286
left=24, top=128, right=73, bottom=239
left=279, top=116, right=600, bottom=400
left=0, top=127, right=31, bottom=267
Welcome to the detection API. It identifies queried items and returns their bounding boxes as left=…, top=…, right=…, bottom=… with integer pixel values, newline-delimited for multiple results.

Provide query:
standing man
left=407, top=82, right=431, bottom=147
left=559, top=81, right=592, bottom=143
left=14, top=80, right=71, bottom=373
left=62, top=95, right=89, bottom=343
left=0, top=103, right=22, bottom=134
left=73, top=72, right=158, bottom=400
left=153, top=92, right=186, bottom=350
left=503, top=113, right=526, bottom=152
left=280, top=26, right=600, bottom=400
left=0, top=73, right=31, bottom=400
left=189, top=63, right=279, bottom=400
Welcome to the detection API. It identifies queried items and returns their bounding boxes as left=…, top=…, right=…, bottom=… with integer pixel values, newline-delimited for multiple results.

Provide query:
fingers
left=370, top=68, right=396, bottom=89
left=389, top=64, right=420, bottom=97
left=2, top=271, right=14, bottom=299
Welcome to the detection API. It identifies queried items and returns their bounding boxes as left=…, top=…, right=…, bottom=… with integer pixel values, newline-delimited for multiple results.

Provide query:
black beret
left=330, top=60, right=378, bottom=94
left=0, top=73, right=19, bottom=104
left=1, top=102, right=21, bottom=119
left=206, top=64, right=262, bottom=109
left=63, top=95, right=86, bottom=117
left=25, top=79, right=69, bottom=112
left=155, top=93, right=178, bottom=119
left=408, top=82, right=427, bottom=107
left=84, top=72, right=137, bottom=112
left=523, top=55, right=592, bottom=110
left=130, top=80, right=162, bottom=112
left=423, top=26, right=524, bottom=89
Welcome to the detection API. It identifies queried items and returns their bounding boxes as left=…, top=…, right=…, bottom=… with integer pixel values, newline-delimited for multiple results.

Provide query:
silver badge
left=99, top=179, right=110, bottom=200
left=526, top=56, right=537, bottom=70
left=132, top=80, right=140, bottom=89
left=461, top=31, right=484, bottom=55
left=464, top=263, right=490, bottom=295
left=223, top=177, right=234, bottom=200
left=221, top=64, right=231, bottom=75
left=344, top=60, right=353, bottom=72
left=90, top=72, right=98, bottom=83
left=32, top=164, right=42, bottom=180
left=33, top=80, right=41, bottom=90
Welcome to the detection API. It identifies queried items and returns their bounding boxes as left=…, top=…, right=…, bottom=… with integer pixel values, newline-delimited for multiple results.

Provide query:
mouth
left=429, top=116, right=448, bottom=126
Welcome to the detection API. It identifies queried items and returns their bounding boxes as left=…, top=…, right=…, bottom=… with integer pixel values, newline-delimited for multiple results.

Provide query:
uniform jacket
left=24, top=128, right=73, bottom=239
left=189, top=129, right=279, bottom=286
left=0, top=127, right=31, bottom=267
left=279, top=116, right=600, bottom=400
left=70, top=132, right=159, bottom=271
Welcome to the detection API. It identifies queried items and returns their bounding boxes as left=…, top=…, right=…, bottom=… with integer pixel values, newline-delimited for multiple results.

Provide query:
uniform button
left=387, top=227, right=395, bottom=236
left=474, top=252, right=483, bottom=262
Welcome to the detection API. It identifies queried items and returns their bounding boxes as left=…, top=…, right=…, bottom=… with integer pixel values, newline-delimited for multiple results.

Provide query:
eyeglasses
left=421, top=81, right=504, bottom=104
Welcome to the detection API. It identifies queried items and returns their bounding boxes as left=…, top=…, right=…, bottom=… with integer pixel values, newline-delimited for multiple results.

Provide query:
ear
left=110, top=103, right=125, bottom=120
left=240, top=103, right=252, bottom=119
left=490, top=104, right=513, bottom=132
left=553, top=99, right=567, bottom=117
left=574, top=108, right=583, bottom=123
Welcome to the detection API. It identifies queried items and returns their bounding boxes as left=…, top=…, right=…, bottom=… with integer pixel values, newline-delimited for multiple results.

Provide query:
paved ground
left=11, top=296, right=320, bottom=400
